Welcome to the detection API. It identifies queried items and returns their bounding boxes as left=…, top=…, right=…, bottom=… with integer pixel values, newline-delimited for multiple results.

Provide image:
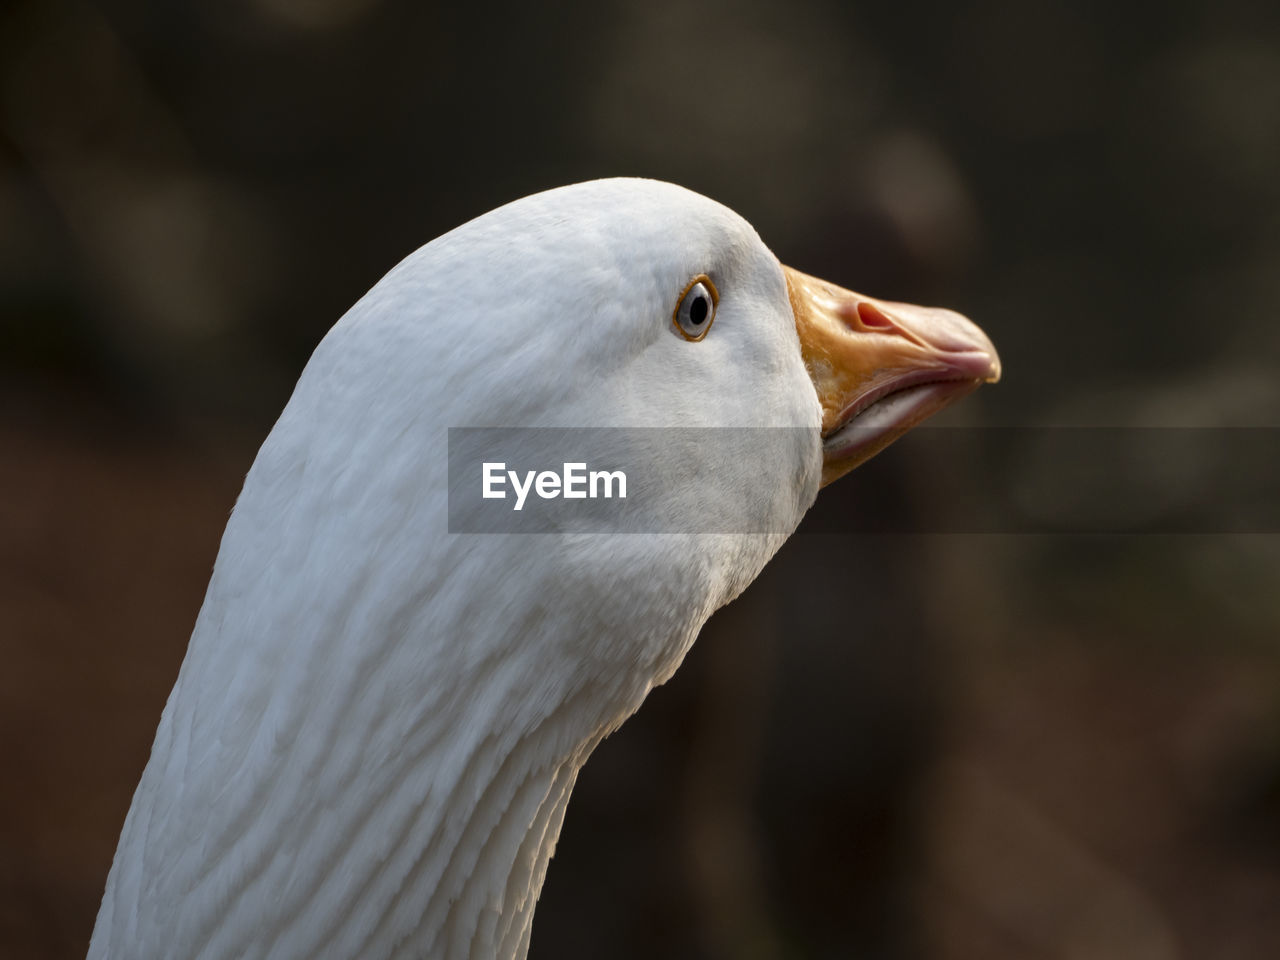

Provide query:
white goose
left=88, top=178, right=999, bottom=960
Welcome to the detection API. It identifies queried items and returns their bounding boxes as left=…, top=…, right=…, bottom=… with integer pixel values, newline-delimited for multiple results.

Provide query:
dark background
left=3, top=0, right=1279, bottom=957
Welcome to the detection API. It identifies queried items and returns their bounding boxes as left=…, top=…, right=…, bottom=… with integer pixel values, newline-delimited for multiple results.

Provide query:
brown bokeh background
left=3, top=1, right=1279, bottom=957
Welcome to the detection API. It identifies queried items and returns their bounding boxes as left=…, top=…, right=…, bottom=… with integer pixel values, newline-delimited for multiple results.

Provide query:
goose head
left=90, top=178, right=998, bottom=960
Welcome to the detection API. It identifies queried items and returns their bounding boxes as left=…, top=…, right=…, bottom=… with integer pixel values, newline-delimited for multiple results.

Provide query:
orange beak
left=785, top=266, right=1002, bottom=487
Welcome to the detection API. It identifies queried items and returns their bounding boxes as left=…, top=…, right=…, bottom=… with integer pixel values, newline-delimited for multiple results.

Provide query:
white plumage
left=89, top=179, right=998, bottom=960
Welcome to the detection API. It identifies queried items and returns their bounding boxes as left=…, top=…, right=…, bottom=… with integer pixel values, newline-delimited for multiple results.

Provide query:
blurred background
left=2, top=0, right=1279, bottom=957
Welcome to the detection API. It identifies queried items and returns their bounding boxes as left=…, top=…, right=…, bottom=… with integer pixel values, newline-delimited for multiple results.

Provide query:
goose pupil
left=689, top=295, right=708, bottom=325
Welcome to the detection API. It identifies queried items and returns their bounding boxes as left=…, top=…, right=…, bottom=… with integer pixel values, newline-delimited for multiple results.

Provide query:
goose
left=88, top=178, right=1000, bottom=960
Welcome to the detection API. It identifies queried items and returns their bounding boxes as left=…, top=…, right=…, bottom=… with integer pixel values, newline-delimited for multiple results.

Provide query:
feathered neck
left=89, top=437, right=743, bottom=959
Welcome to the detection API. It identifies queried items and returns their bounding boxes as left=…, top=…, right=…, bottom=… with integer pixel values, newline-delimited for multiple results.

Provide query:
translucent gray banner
left=447, top=427, right=1280, bottom=534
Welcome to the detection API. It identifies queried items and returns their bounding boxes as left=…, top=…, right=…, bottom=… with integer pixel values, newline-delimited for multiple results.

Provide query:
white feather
left=89, top=179, right=823, bottom=960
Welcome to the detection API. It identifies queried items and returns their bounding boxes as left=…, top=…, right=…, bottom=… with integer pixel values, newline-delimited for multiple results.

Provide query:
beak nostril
left=856, top=302, right=895, bottom=330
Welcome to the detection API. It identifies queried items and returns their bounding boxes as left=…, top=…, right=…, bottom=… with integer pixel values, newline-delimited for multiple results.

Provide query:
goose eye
left=673, top=276, right=718, bottom=341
